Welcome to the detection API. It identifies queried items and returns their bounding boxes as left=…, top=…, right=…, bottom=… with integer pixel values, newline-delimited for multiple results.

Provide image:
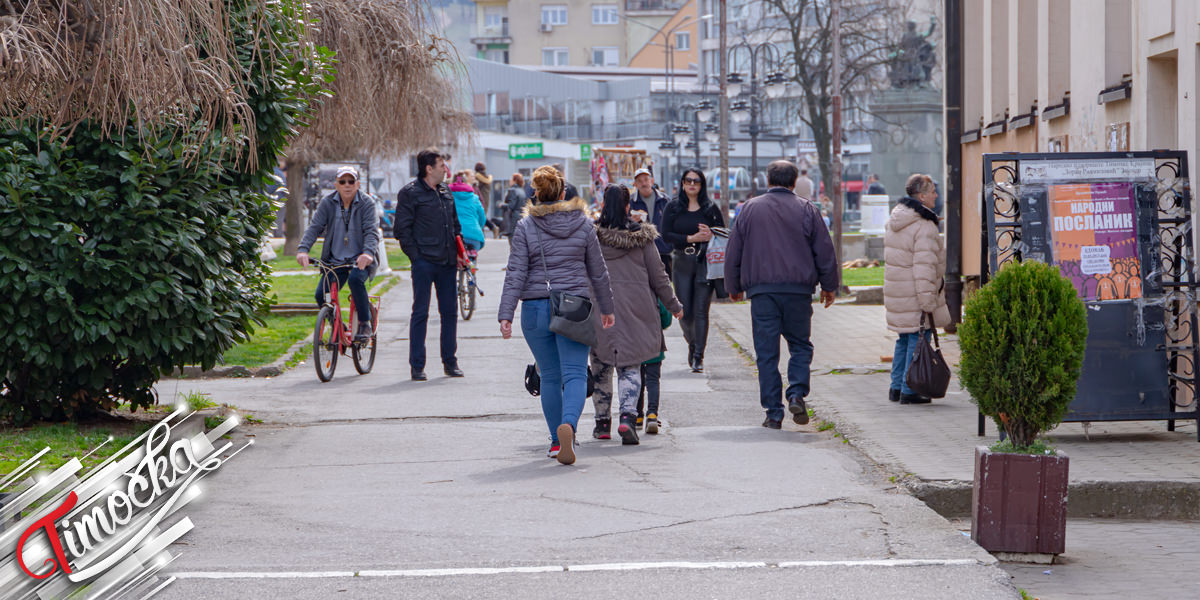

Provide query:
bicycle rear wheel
left=353, top=304, right=378, bottom=374
left=313, top=305, right=338, bottom=382
left=458, top=269, right=475, bottom=321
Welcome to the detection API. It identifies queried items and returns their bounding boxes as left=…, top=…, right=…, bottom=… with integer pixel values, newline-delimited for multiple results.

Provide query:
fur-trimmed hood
left=524, top=196, right=591, bottom=240
left=596, top=223, right=658, bottom=250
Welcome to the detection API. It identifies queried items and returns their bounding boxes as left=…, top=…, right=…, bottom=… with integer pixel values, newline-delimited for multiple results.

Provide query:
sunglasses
left=683, top=177, right=702, bottom=184
left=337, top=178, right=356, bottom=185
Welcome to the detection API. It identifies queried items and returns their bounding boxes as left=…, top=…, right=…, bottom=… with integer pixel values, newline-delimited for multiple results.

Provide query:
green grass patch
left=841, top=266, right=885, bottom=287
left=0, top=422, right=153, bottom=475
left=266, top=240, right=410, bottom=272
left=286, top=342, right=312, bottom=369
left=817, top=420, right=835, bottom=432
left=221, top=314, right=314, bottom=367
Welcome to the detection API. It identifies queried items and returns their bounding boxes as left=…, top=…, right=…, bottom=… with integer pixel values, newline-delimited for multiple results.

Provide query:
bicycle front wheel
left=313, top=305, right=338, bottom=382
left=458, top=269, right=474, bottom=321
left=353, top=304, right=378, bottom=374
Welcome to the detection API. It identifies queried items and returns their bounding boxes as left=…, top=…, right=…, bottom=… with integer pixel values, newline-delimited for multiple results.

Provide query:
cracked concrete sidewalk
left=152, top=245, right=1019, bottom=599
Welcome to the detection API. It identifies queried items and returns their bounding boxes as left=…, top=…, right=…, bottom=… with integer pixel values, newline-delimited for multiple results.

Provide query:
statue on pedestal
left=889, top=18, right=937, bottom=89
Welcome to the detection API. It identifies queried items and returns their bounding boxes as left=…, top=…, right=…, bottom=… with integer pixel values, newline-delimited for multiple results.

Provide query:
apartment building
left=957, top=0, right=1200, bottom=279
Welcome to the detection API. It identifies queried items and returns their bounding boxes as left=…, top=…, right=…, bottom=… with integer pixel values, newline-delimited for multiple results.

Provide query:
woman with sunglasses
left=661, top=167, right=726, bottom=373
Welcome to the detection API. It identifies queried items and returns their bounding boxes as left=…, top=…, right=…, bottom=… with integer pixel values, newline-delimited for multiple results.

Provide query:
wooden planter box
left=971, top=446, right=1069, bottom=556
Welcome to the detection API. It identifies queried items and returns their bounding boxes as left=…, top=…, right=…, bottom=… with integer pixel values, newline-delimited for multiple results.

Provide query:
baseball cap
left=634, top=167, right=653, bottom=179
left=335, top=166, right=359, bottom=180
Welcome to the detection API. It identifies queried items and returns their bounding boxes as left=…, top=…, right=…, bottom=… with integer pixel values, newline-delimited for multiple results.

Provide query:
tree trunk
left=284, top=160, right=307, bottom=256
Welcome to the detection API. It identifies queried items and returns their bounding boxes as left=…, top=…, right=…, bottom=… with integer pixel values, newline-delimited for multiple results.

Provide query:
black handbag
left=905, top=312, right=951, bottom=399
left=533, top=225, right=598, bottom=348
left=524, top=363, right=596, bottom=397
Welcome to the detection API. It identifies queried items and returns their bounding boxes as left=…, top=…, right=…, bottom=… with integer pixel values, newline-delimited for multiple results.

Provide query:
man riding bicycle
left=297, top=165, right=381, bottom=342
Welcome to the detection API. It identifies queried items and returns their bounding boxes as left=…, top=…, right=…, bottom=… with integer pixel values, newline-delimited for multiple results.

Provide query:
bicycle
left=310, top=260, right=380, bottom=382
left=457, top=247, right=485, bottom=321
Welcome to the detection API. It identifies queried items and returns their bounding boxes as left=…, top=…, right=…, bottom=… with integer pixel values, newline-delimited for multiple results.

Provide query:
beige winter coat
left=883, top=199, right=951, bottom=333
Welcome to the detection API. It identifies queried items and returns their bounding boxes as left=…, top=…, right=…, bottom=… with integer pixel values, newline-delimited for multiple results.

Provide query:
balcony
left=470, top=22, right=511, bottom=47
left=625, top=0, right=686, bottom=13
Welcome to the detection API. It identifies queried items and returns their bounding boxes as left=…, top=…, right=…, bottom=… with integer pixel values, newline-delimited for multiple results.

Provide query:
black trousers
left=672, top=251, right=714, bottom=361
left=659, top=253, right=673, bottom=282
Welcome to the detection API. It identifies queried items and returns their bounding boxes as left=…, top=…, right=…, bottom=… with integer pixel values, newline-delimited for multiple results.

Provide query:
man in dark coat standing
left=725, top=160, right=838, bottom=429
left=395, top=148, right=464, bottom=381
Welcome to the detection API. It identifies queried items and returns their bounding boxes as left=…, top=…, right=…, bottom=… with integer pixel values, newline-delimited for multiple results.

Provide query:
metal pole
left=831, top=0, right=844, bottom=292
left=944, top=0, right=964, bottom=327
left=693, top=109, right=701, bottom=164
left=749, top=49, right=759, bottom=197
left=718, top=0, right=730, bottom=216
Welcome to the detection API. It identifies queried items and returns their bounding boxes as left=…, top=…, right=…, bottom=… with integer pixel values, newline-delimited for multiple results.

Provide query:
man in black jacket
left=726, top=160, right=838, bottom=429
left=395, top=148, right=463, bottom=380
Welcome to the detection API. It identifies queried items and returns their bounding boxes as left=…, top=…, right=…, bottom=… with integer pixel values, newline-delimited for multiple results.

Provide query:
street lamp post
left=726, top=41, right=784, bottom=197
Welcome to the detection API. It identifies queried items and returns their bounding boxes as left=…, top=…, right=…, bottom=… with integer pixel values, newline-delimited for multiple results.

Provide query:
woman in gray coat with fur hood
left=590, top=185, right=683, bottom=446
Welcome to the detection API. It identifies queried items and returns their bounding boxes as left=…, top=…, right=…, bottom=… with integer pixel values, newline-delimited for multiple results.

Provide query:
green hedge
left=0, top=0, right=332, bottom=424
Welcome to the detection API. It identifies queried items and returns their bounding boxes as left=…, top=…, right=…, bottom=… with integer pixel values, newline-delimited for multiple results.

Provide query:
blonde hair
left=453, top=169, right=473, bottom=184
left=905, top=173, right=935, bottom=197
left=531, top=165, right=564, bottom=204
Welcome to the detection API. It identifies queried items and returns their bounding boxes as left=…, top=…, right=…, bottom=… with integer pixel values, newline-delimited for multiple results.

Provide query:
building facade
left=957, top=0, right=1200, bottom=278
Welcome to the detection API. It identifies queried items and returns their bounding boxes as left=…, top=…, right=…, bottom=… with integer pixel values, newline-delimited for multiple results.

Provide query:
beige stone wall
left=508, top=0, right=629, bottom=67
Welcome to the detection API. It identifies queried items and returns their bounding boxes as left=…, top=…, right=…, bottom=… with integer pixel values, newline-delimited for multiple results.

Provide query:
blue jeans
left=410, top=257, right=458, bottom=369
left=891, top=330, right=932, bottom=395
left=316, top=265, right=372, bottom=324
left=521, top=299, right=590, bottom=443
left=750, top=293, right=814, bottom=421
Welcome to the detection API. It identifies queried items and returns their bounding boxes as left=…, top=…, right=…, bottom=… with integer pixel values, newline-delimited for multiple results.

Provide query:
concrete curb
left=175, top=274, right=399, bottom=379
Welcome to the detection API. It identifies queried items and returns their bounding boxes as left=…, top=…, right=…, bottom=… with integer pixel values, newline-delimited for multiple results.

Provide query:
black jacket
left=629, top=187, right=672, bottom=255
left=501, top=186, right=528, bottom=236
left=395, top=178, right=461, bottom=265
left=661, top=198, right=726, bottom=253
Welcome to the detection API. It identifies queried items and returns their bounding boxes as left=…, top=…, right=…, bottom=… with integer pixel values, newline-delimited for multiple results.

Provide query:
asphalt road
left=154, top=242, right=1019, bottom=599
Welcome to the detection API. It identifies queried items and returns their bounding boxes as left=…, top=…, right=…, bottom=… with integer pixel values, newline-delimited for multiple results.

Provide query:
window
left=484, top=48, right=509, bottom=64
left=674, top=31, right=690, bottom=51
left=484, top=7, right=505, bottom=28
left=592, top=46, right=619, bottom=67
left=592, top=4, right=619, bottom=24
left=542, top=47, right=569, bottom=66
left=541, top=5, right=568, bottom=25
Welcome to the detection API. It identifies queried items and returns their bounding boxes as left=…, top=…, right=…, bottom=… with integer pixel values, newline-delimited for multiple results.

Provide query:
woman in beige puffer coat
left=884, top=173, right=951, bottom=404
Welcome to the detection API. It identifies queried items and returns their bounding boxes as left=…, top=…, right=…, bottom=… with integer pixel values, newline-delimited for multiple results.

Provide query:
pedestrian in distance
left=450, top=170, right=487, bottom=252
left=474, top=162, right=502, bottom=238
left=866, top=173, right=887, bottom=196
left=296, top=166, right=380, bottom=342
left=395, top=148, right=464, bottom=381
left=498, top=166, right=615, bottom=465
left=501, top=173, right=528, bottom=245
left=662, top=167, right=726, bottom=373
left=589, top=184, right=683, bottom=445
left=725, top=160, right=838, bottom=429
left=884, top=173, right=951, bottom=405
left=629, top=166, right=674, bottom=279
left=794, top=167, right=815, bottom=200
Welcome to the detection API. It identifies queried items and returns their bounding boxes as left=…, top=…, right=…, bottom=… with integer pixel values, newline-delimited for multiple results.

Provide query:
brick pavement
left=711, top=300, right=1200, bottom=494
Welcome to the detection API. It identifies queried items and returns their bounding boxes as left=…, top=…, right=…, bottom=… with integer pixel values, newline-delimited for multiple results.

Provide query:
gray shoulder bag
left=533, top=224, right=598, bottom=348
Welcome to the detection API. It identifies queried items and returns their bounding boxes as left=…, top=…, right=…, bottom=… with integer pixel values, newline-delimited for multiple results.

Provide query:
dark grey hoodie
left=498, top=197, right=614, bottom=322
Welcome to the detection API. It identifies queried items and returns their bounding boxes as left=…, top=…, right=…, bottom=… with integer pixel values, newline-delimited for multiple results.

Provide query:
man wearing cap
left=297, top=166, right=380, bottom=342
left=629, top=166, right=673, bottom=277
left=395, top=147, right=464, bottom=380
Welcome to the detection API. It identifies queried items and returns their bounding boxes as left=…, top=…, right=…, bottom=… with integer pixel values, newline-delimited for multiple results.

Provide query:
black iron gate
left=981, top=151, right=1200, bottom=439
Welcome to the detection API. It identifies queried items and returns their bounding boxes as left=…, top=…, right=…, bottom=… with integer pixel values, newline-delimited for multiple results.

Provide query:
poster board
left=859, top=194, right=890, bottom=234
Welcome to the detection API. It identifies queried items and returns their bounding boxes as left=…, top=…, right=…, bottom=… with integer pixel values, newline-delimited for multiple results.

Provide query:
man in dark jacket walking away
left=726, top=160, right=838, bottom=429
left=629, top=167, right=673, bottom=277
left=396, top=148, right=464, bottom=381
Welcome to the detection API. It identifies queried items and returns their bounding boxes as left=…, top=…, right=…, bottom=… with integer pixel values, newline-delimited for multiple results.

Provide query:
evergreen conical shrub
left=958, top=260, right=1088, bottom=449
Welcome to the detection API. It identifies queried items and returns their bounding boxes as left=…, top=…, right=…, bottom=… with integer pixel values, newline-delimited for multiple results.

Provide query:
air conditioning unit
left=539, top=23, right=553, bottom=33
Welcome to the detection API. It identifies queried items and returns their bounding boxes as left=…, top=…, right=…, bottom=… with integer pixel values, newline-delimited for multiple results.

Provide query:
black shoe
left=444, top=364, right=464, bottom=377
left=592, top=417, right=611, bottom=440
left=354, top=321, right=372, bottom=343
left=762, top=417, right=782, bottom=429
left=899, top=393, right=932, bottom=404
left=788, top=397, right=809, bottom=425
left=889, top=388, right=901, bottom=402
left=411, top=368, right=427, bottom=381
left=691, top=357, right=704, bottom=373
left=618, top=413, right=640, bottom=445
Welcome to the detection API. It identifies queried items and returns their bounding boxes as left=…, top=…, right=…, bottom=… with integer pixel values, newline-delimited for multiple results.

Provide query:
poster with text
left=1048, top=182, right=1141, bottom=300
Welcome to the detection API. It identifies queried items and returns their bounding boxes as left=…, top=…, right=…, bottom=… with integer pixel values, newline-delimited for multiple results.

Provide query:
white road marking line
left=171, top=558, right=983, bottom=580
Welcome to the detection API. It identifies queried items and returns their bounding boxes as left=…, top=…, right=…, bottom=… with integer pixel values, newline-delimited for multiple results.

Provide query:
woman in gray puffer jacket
left=499, top=166, right=615, bottom=466
left=589, top=184, right=683, bottom=446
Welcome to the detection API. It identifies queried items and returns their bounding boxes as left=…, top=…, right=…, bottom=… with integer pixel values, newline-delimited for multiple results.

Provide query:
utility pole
left=830, top=0, right=844, bottom=293
left=718, top=0, right=730, bottom=217
left=945, top=0, right=964, bottom=328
